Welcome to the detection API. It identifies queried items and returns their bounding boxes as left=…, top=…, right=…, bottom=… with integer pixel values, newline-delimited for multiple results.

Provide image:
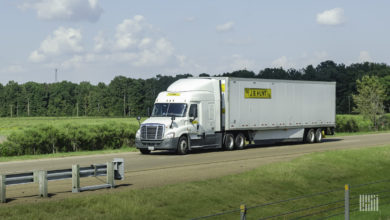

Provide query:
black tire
left=177, top=136, right=189, bottom=155
left=305, top=129, right=315, bottom=143
left=315, top=128, right=323, bottom=143
left=140, top=149, right=150, bottom=154
left=235, top=133, right=246, bottom=150
left=223, top=133, right=234, bottom=151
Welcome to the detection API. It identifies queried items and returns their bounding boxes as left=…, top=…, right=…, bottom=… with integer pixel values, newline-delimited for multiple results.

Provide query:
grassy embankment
left=0, top=145, right=390, bottom=219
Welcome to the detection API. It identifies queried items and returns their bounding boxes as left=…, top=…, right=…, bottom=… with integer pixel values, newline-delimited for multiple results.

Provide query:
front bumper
left=136, top=137, right=179, bottom=151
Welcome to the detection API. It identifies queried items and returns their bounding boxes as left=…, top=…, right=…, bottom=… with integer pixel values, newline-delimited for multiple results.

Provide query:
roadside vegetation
left=335, top=114, right=390, bottom=133
left=0, top=145, right=389, bottom=219
left=0, top=117, right=140, bottom=157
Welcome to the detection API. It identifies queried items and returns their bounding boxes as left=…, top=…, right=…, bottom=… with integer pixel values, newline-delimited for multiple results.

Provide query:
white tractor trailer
left=135, top=77, right=336, bottom=154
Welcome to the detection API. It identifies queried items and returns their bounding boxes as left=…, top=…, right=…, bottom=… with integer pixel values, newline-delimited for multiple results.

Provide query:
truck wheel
left=177, top=136, right=189, bottom=155
left=315, top=128, right=323, bottom=143
left=235, top=133, right=246, bottom=150
left=223, top=133, right=234, bottom=151
left=140, top=149, right=150, bottom=154
left=305, top=129, right=315, bottom=143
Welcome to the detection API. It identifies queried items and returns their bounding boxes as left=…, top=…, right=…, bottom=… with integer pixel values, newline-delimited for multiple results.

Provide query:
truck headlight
left=165, top=132, right=175, bottom=139
left=136, top=129, right=141, bottom=139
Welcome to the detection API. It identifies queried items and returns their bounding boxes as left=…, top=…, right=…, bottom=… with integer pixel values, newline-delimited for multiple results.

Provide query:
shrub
left=335, top=114, right=390, bottom=132
left=0, top=122, right=139, bottom=156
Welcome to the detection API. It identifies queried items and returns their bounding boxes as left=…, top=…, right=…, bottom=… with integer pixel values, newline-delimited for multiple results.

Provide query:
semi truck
left=135, top=77, right=336, bottom=155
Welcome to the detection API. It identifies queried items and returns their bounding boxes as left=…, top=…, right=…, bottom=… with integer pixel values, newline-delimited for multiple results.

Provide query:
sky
left=0, top=0, right=389, bottom=84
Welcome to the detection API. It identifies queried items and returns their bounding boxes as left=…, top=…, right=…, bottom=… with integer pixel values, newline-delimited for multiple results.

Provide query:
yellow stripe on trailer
left=167, top=93, right=180, bottom=96
left=221, top=84, right=225, bottom=92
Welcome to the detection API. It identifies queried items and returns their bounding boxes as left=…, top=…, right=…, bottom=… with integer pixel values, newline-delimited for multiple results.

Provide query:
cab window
left=189, top=104, right=198, bottom=118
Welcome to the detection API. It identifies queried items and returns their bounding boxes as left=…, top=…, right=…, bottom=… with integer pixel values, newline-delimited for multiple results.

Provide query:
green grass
left=0, top=147, right=138, bottom=162
left=1, top=145, right=390, bottom=219
left=0, top=117, right=141, bottom=136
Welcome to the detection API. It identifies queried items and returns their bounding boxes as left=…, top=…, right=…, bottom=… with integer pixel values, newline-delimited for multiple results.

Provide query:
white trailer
left=135, top=77, right=336, bottom=154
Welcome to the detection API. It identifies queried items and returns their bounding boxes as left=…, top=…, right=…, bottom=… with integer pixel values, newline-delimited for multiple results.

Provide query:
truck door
left=204, top=102, right=217, bottom=145
left=188, top=103, right=203, bottom=146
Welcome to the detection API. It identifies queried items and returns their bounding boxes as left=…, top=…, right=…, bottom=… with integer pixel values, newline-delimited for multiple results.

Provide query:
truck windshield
left=151, top=103, right=187, bottom=117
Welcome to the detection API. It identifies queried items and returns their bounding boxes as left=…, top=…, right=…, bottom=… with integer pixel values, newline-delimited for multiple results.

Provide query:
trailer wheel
left=315, top=128, right=323, bottom=143
left=305, top=129, right=315, bottom=143
left=235, top=133, right=246, bottom=150
left=140, top=149, right=150, bottom=154
left=223, top=133, right=234, bottom=151
left=177, top=135, right=189, bottom=155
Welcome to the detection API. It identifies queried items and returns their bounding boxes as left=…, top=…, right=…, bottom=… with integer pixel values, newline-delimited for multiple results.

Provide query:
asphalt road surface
left=1, top=133, right=389, bottom=204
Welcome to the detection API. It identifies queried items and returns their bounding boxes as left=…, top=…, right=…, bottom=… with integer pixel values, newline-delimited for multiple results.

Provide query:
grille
left=141, top=124, right=164, bottom=140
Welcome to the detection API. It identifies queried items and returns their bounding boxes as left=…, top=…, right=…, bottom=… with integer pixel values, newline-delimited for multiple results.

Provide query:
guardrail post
left=38, top=170, right=48, bottom=197
left=240, top=204, right=246, bottom=220
left=345, top=184, right=350, bottom=220
left=72, top=164, right=80, bottom=193
left=33, top=170, right=38, bottom=183
left=107, top=162, right=114, bottom=188
left=0, top=175, right=6, bottom=203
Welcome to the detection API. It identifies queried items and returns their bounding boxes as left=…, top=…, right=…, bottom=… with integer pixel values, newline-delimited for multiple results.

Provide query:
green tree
left=353, top=75, right=386, bottom=130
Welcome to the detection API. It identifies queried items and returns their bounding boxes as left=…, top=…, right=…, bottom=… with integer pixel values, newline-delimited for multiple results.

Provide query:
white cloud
left=316, top=8, right=345, bottom=26
left=216, top=22, right=235, bottom=32
left=20, top=0, right=103, bottom=22
left=359, top=51, right=372, bottom=62
left=27, top=15, right=199, bottom=79
left=29, top=27, right=83, bottom=62
left=60, top=15, right=186, bottom=71
left=271, top=56, right=296, bottom=69
left=88, top=15, right=177, bottom=67
left=230, top=54, right=255, bottom=70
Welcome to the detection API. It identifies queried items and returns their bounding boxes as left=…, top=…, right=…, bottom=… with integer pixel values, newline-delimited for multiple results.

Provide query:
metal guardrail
left=191, top=179, right=390, bottom=220
left=0, top=158, right=124, bottom=203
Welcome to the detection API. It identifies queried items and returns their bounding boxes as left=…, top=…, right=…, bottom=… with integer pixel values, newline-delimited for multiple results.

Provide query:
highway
left=1, top=133, right=389, bottom=204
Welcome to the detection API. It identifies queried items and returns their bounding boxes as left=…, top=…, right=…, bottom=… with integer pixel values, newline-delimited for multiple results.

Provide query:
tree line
left=0, top=60, right=389, bottom=117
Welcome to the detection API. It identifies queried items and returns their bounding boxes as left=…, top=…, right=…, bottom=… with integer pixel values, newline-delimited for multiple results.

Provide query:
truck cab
left=135, top=78, right=223, bottom=154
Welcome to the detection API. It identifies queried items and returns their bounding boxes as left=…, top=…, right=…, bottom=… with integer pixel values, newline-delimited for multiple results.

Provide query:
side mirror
left=136, top=116, right=141, bottom=127
left=170, top=116, right=176, bottom=128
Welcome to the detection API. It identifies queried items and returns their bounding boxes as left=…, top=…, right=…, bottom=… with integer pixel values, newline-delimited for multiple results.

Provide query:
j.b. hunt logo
left=244, top=88, right=272, bottom=99
left=359, top=194, right=379, bottom=211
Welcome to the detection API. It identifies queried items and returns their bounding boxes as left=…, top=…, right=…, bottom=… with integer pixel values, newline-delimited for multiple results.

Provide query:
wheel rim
left=310, top=132, right=315, bottom=142
left=308, top=130, right=315, bottom=142
left=237, top=136, right=244, bottom=148
left=317, top=131, right=322, bottom=141
left=226, top=135, right=234, bottom=149
left=180, top=139, right=187, bottom=152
